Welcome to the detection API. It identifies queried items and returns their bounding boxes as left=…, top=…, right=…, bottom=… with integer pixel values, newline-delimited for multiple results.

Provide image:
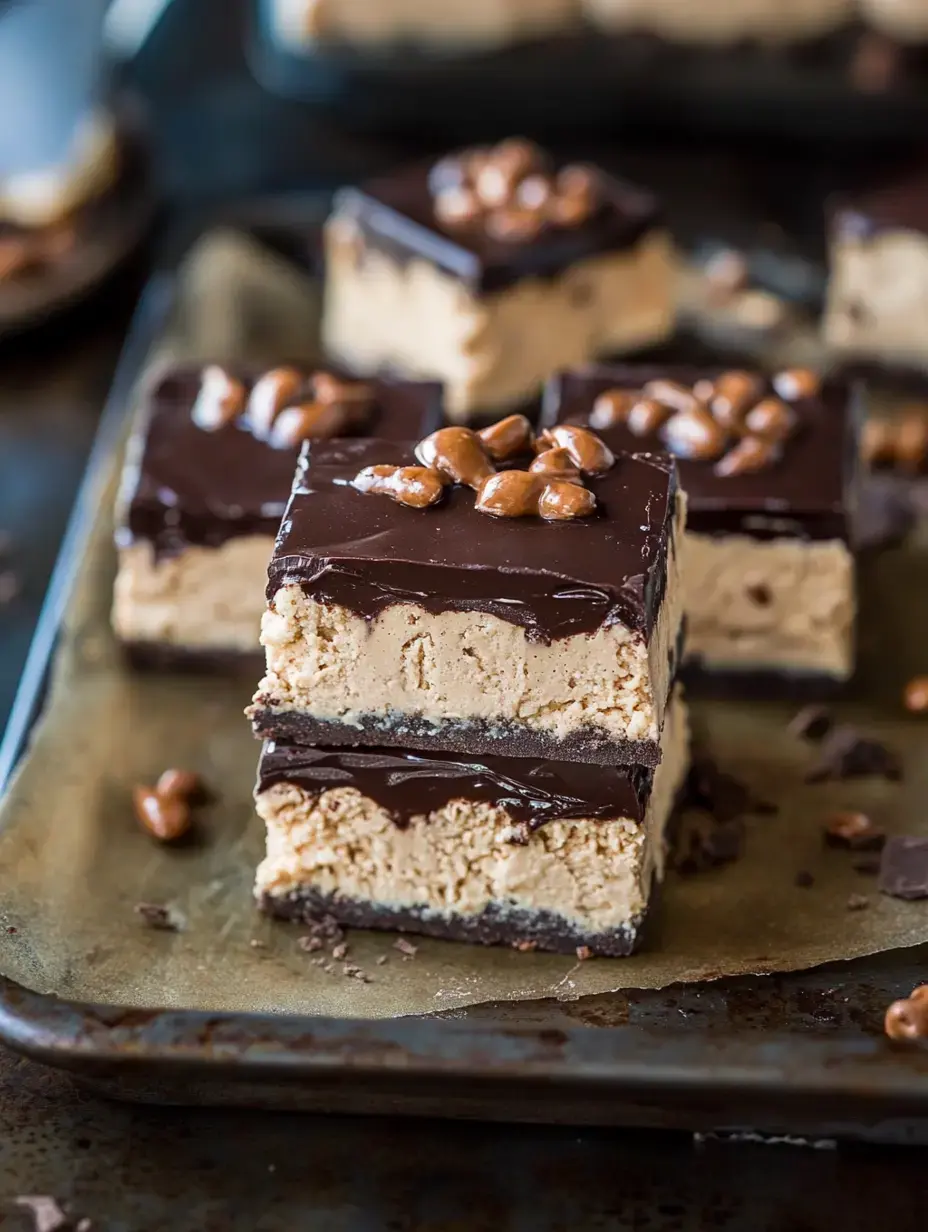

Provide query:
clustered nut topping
left=885, top=984, right=928, bottom=1042
left=429, top=138, right=601, bottom=244
left=132, top=768, right=204, bottom=843
left=588, top=367, right=821, bottom=476
left=191, top=364, right=374, bottom=447
left=352, top=417, right=614, bottom=521
left=861, top=406, right=928, bottom=475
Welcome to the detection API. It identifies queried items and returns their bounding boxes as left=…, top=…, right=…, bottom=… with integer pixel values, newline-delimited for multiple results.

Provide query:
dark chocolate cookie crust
left=249, top=708, right=663, bottom=768
left=259, top=888, right=648, bottom=957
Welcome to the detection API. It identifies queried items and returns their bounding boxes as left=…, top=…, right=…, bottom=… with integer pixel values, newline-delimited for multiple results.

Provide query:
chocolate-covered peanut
left=475, top=470, right=543, bottom=517
left=529, top=447, right=582, bottom=482
left=270, top=403, right=348, bottom=448
left=191, top=365, right=246, bottom=432
left=661, top=407, right=727, bottom=461
left=773, top=368, right=820, bottom=401
left=133, top=785, right=191, bottom=843
left=540, top=424, right=614, bottom=475
left=247, top=366, right=303, bottom=438
left=416, top=426, right=495, bottom=488
left=710, top=370, right=765, bottom=430
left=744, top=397, right=796, bottom=443
left=885, top=985, right=928, bottom=1041
left=353, top=464, right=445, bottom=509
left=627, top=397, right=671, bottom=437
left=478, top=414, right=534, bottom=460
left=312, top=372, right=373, bottom=404
left=643, top=379, right=697, bottom=415
left=538, top=481, right=597, bottom=521
left=589, top=388, right=634, bottom=430
left=714, top=435, right=781, bottom=477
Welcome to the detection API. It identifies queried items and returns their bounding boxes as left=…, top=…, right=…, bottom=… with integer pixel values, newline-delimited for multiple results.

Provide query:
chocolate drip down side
left=257, top=741, right=652, bottom=829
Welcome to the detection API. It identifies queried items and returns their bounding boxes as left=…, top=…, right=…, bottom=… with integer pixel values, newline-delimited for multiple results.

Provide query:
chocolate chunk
left=681, top=756, right=774, bottom=824
left=880, top=836, right=928, bottom=899
left=673, top=813, right=745, bottom=875
left=134, top=902, right=184, bottom=931
left=823, top=811, right=885, bottom=851
left=788, top=704, right=833, bottom=742
left=885, top=985, right=928, bottom=1041
left=805, top=726, right=902, bottom=783
left=795, top=870, right=815, bottom=888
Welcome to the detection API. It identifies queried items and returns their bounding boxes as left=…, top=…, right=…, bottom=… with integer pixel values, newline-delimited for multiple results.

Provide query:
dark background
left=0, top=0, right=926, bottom=1225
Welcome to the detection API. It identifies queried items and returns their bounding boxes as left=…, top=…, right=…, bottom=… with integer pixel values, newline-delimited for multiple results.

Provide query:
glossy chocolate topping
left=333, top=159, right=662, bottom=295
left=545, top=365, right=858, bottom=541
left=832, top=172, right=928, bottom=241
left=118, top=366, right=441, bottom=559
left=268, top=438, right=677, bottom=644
left=257, top=739, right=651, bottom=828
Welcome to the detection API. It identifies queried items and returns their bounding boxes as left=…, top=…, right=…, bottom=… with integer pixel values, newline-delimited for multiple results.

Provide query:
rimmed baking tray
left=2, top=197, right=928, bottom=1140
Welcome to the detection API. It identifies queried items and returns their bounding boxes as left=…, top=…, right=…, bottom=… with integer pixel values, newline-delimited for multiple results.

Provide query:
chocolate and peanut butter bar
left=322, top=139, right=675, bottom=422
left=583, top=0, right=851, bottom=44
left=825, top=170, right=928, bottom=371
left=544, top=364, right=859, bottom=690
left=112, top=363, right=441, bottom=668
left=255, top=689, right=689, bottom=956
left=250, top=422, right=685, bottom=765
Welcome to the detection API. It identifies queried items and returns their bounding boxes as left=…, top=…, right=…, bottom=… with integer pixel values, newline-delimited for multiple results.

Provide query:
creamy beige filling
left=825, top=230, right=928, bottom=369
left=583, top=0, right=853, bottom=41
left=859, top=0, right=928, bottom=40
left=112, top=538, right=273, bottom=654
left=684, top=532, right=856, bottom=677
left=256, top=691, right=689, bottom=932
left=323, top=219, right=676, bottom=421
left=0, top=111, right=118, bottom=230
left=256, top=494, right=684, bottom=748
left=272, top=0, right=579, bottom=48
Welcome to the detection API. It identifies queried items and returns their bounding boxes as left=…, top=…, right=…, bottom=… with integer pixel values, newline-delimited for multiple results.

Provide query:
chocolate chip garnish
left=135, top=902, right=184, bottom=931
left=477, top=414, right=534, bottom=461
left=788, top=705, right=833, bottom=742
left=885, top=986, right=928, bottom=1041
left=133, top=785, right=191, bottom=843
left=904, top=676, right=928, bottom=713
left=806, top=726, right=902, bottom=783
left=744, top=397, right=796, bottom=443
left=626, top=397, right=671, bottom=437
left=714, top=436, right=781, bottom=477
left=247, top=366, right=303, bottom=438
left=353, top=464, right=445, bottom=509
left=589, top=388, right=634, bottom=430
left=529, top=447, right=582, bottom=482
left=823, top=812, right=885, bottom=851
left=662, top=407, right=727, bottom=462
left=416, top=426, right=495, bottom=489
left=643, top=378, right=697, bottom=415
left=710, top=371, right=765, bottom=430
left=773, top=368, right=821, bottom=401
left=191, top=365, right=246, bottom=431
left=539, top=424, right=614, bottom=475
left=880, top=836, right=928, bottom=899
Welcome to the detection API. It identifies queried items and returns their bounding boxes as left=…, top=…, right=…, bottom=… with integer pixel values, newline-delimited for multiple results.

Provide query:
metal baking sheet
left=1, top=201, right=928, bottom=1137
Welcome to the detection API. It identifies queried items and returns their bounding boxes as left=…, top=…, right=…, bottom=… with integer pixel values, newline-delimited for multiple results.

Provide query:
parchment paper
left=1, top=230, right=927, bottom=1020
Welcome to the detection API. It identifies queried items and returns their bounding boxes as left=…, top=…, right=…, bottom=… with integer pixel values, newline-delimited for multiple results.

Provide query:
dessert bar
left=544, top=363, right=859, bottom=689
left=825, top=170, right=928, bottom=372
left=271, top=0, right=580, bottom=50
left=250, top=422, right=684, bottom=765
left=323, top=139, right=674, bottom=421
left=255, top=689, right=689, bottom=956
left=583, top=0, right=852, bottom=43
left=112, top=363, right=441, bottom=668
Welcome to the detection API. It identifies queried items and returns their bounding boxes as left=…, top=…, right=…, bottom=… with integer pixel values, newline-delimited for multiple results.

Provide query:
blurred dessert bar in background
left=322, top=139, right=675, bottom=421
left=825, top=170, right=928, bottom=371
left=112, top=363, right=440, bottom=668
left=582, top=0, right=854, bottom=43
left=544, top=364, right=860, bottom=691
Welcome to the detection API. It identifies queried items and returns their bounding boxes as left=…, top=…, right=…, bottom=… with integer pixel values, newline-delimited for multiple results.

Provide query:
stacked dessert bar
left=248, top=419, right=690, bottom=956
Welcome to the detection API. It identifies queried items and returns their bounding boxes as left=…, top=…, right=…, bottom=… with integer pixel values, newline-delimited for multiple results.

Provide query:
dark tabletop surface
left=0, top=0, right=926, bottom=1225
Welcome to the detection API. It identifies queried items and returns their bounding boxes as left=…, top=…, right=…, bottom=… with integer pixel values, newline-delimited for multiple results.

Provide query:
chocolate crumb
left=514, top=939, right=538, bottom=952
left=847, top=893, right=870, bottom=911
left=823, top=811, right=885, bottom=851
left=134, top=902, right=183, bottom=931
left=576, top=945, right=594, bottom=961
left=805, top=726, right=901, bottom=783
left=788, top=705, right=833, bottom=742
left=394, top=937, right=418, bottom=957
left=853, top=857, right=882, bottom=876
left=332, top=942, right=349, bottom=960
left=14, top=1197, right=71, bottom=1232
left=673, top=814, right=745, bottom=875
left=376, top=955, right=389, bottom=965
left=343, top=963, right=371, bottom=983
left=880, top=836, right=928, bottom=899
left=298, top=935, right=323, bottom=953
left=795, top=870, right=815, bottom=888
left=300, top=913, right=345, bottom=945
